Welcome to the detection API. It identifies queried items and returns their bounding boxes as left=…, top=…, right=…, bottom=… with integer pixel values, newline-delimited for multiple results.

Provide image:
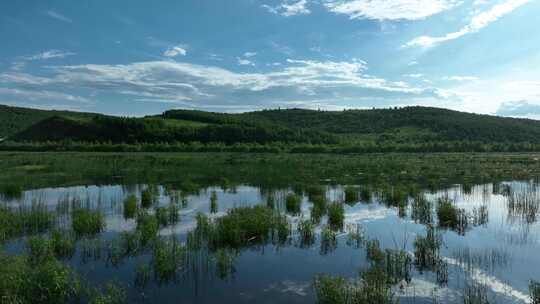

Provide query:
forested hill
left=4, top=104, right=540, bottom=150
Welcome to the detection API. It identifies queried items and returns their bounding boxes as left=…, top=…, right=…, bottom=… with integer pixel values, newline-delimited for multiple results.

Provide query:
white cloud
left=444, top=76, right=479, bottom=81
left=25, top=50, right=76, bottom=61
left=45, top=10, right=72, bottom=23
left=0, top=59, right=436, bottom=107
left=243, top=52, right=257, bottom=58
left=0, top=88, right=89, bottom=103
left=237, top=58, right=255, bottom=66
left=404, top=73, right=424, bottom=78
left=163, top=46, right=187, bottom=57
left=324, top=0, right=459, bottom=21
left=405, top=0, right=532, bottom=47
left=262, top=0, right=311, bottom=17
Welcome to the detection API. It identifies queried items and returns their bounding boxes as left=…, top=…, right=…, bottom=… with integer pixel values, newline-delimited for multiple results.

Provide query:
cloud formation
left=163, top=46, right=187, bottom=57
left=496, top=100, right=540, bottom=118
left=324, top=0, right=459, bottom=20
left=25, top=50, right=76, bottom=61
left=405, top=0, right=532, bottom=47
left=0, top=59, right=437, bottom=108
left=262, top=0, right=311, bottom=17
left=45, top=10, right=73, bottom=23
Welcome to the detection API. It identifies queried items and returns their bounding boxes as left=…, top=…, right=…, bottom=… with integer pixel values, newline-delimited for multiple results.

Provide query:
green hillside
left=4, top=104, right=540, bottom=152
left=0, top=104, right=98, bottom=139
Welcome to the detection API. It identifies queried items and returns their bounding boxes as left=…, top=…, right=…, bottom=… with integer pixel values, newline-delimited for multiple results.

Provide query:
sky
left=0, top=0, right=539, bottom=117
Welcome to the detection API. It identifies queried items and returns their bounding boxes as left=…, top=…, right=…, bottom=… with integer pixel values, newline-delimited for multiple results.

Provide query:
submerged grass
left=0, top=202, right=56, bottom=242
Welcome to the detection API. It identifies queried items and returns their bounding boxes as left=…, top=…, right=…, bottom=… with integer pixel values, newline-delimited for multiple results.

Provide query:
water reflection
left=1, top=181, right=539, bottom=303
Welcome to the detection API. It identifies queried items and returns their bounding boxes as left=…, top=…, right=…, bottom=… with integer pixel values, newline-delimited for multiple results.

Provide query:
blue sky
left=1, top=0, right=539, bottom=117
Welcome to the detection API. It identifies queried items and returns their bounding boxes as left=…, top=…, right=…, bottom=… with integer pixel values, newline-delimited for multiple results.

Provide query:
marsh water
left=1, top=153, right=540, bottom=303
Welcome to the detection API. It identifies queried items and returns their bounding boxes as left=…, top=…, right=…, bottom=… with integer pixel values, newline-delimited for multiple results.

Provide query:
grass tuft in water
left=123, top=194, right=138, bottom=219
left=210, top=191, right=218, bottom=213
left=320, top=226, right=337, bottom=255
left=72, top=208, right=105, bottom=236
left=152, top=236, right=185, bottom=284
left=51, top=229, right=76, bottom=259
left=136, top=211, right=159, bottom=246
left=187, top=206, right=290, bottom=250
left=344, top=186, right=358, bottom=204
left=327, top=202, right=344, bottom=231
left=463, top=283, right=490, bottom=304
left=297, top=218, right=315, bottom=248
left=286, top=193, right=302, bottom=215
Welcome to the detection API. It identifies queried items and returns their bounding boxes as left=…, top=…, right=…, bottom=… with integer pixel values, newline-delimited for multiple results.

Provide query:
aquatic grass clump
left=286, top=193, right=302, bottom=215
left=313, top=269, right=396, bottom=304
left=215, top=248, right=237, bottom=280
left=364, top=239, right=412, bottom=285
left=136, top=211, right=159, bottom=245
left=210, top=191, right=218, bottom=213
left=51, top=230, right=76, bottom=259
left=360, top=187, right=372, bottom=203
left=0, top=251, right=80, bottom=304
left=313, top=274, right=349, bottom=304
left=187, top=206, right=290, bottom=250
left=530, top=280, right=540, bottom=304
left=411, top=195, right=433, bottom=225
left=436, top=198, right=459, bottom=228
left=141, top=188, right=156, bottom=208
left=122, top=194, right=138, bottom=219
left=152, top=237, right=185, bottom=283
left=311, top=195, right=327, bottom=224
left=327, top=202, right=344, bottom=231
left=297, top=218, right=315, bottom=248
left=26, top=236, right=55, bottom=265
left=0, top=203, right=56, bottom=242
left=87, top=282, right=126, bottom=304
left=320, top=226, right=337, bottom=255
left=344, top=186, right=358, bottom=204
left=414, top=225, right=443, bottom=272
left=72, top=208, right=105, bottom=236
left=346, top=223, right=365, bottom=249
left=463, top=283, right=490, bottom=304
left=155, top=204, right=180, bottom=227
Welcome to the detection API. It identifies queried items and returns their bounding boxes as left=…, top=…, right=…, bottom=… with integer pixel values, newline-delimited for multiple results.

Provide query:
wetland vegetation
left=0, top=152, right=539, bottom=303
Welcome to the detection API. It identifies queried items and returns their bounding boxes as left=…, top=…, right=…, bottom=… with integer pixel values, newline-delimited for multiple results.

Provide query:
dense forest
left=3, top=104, right=540, bottom=152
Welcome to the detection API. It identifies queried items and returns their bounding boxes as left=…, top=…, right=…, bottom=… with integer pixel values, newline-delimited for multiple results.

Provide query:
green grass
left=285, top=193, right=302, bottom=215
left=187, top=206, right=290, bottom=250
left=141, top=189, right=155, bottom=208
left=344, top=186, right=358, bottom=204
left=0, top=251, right=80, bottom=304
left=123, top=195, right=138, bottom=219
left=72, top=208, right=105, bottom=236
left=436, top=198, right=459, bottom=228
left=136, top=211, right=159, bottom=245
left=327, top=202, right=344, bottom=231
